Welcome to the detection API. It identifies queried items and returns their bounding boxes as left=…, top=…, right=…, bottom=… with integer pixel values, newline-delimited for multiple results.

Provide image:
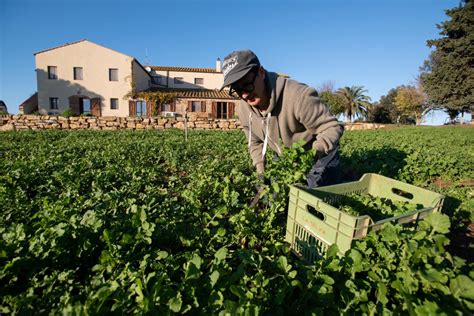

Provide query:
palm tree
left=336, top=86, right=372, bottom=123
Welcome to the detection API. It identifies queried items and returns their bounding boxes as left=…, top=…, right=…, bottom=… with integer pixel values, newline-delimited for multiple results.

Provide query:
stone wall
left=344, top=122, right=386, bottom=130
left=0, top=115, right=241, bottom=131
left=0, top=115, right=385, bottom=132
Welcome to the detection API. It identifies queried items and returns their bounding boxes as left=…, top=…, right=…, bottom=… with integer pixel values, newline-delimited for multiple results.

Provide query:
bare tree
left=317, top=80, right=337, bottom=93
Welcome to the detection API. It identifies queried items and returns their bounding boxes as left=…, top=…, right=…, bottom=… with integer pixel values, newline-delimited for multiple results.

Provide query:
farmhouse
left=25, top=39, right=237, bottom=118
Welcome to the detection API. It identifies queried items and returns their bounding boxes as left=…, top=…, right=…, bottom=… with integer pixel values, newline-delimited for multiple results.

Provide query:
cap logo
left=222, top=56, right=238, bottom=77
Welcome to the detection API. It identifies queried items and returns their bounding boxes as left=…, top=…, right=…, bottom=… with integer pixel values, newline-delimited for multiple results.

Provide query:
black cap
left=220, top=50, right=260, bottom=90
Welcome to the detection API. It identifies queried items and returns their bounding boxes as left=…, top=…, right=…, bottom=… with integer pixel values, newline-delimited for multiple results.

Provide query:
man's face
left=230, top=67, right=266, bottom=107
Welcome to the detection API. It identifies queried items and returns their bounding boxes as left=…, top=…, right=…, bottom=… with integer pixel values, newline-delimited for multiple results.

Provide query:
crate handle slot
left=391, top=188, right=414, bottom=200
left=306, top=205, right=325, bottom=221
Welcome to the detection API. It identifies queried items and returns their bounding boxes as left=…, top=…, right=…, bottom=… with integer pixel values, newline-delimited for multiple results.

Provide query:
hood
left=261, top=71, right=286, bottom=115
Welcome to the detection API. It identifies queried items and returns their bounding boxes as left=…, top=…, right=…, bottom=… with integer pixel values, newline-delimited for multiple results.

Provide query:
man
left=221, top=49, right=343, bottom=188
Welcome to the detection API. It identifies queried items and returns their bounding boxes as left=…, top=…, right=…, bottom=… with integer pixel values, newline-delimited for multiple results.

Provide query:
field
left=1, top=127, right=473, bottom=314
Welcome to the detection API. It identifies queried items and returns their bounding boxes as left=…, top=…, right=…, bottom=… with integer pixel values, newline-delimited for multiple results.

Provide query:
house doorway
left=68, top=96, right=101, bottom=116
left=216, top=102, right=227, bottom=119
left=213, top=102, right=235, bottom=119
left=80, top=98, right=91, bottom=115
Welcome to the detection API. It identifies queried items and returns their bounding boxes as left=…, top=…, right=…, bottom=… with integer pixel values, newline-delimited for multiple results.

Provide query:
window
left=174, top=77, right=183, bottom=84
left=109, top=68, right=118, bottom=81
left=48, top=66, right=57, bottom=79
left=161, top=103, right=171, bottom=112
left=81, top=98, right=91, bottom=114
left=152, top=76, right=162, bottom=84
left=49, top=97, right=58, bottom=109
left=191, top=101, right=201, bottom=112
left=73, top=67, right=83, bottom=80
left=136, top=100, right=147, bottom=117
left=194, top=78, right=204, bottom=85
left=110, top=98, right=118, bottom=110
left=217, top=102, right=228, bottom=119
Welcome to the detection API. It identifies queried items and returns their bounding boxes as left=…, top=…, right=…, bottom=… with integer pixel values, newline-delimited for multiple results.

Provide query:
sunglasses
left=228, top=68, right=259, bottom=97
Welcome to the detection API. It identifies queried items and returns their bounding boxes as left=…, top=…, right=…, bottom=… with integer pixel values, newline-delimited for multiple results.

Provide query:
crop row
left=0, top=127, right=472, bottom=314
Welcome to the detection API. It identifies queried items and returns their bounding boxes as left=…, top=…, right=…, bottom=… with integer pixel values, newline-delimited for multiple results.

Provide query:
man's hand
left=249, top=175, right=271, bottom=208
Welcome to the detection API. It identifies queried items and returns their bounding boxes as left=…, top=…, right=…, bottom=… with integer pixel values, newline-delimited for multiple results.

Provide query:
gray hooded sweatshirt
left=236, top=71, right=344, bottom=174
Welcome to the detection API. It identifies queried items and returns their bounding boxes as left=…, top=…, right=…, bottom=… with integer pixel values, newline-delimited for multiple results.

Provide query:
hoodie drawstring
left=262, top=112, right=271, bottom=159
left=248, top=111, right=274, bottom=159
left=248, top=112, right=253, bottom=148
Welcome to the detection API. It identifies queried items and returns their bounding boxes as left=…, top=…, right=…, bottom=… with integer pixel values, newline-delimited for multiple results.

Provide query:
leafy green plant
left=0, top=127, right=472, bottom=314
left=60, top=108, right=75, bottom=118
left=334, top=193, right=424, bottom=221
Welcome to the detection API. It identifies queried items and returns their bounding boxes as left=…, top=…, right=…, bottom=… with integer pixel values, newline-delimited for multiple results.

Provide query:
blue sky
left=0, top=0, right=469, bottom=124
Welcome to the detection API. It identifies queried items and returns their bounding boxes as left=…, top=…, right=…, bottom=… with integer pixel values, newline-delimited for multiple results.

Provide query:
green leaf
left=168, top=293, right=182, bottom=313
left=191, top=254, right=202, bottom=269
left=424, top=213, right=450, bottom=234
left=368, top=271, right=380, bottom=282
left=121, top=233, right=133, bottom=244
left=347, top=249, right=363, bottom=273
left=156, top=250, right=168, bottom=260
left=288, top=270, right=297, bottom=279
left=414, top=300, right=440, bottom=316
left=209, top=290, right=224, bottom=306
left=376, top=282, right=388, bottom=305
left=214, top=247, right=228, bottom=262
left=380, top=224, right=398, bottom=242
left=209, top=270, right=220, bottom=288
left=413, top=231, right=427, bottom=240
left=326, top=244, right=339, bottom=258
left=184, top=255, right=202, bottom=280
left=140, top=208, right=147, bottom=222
left=277, top=256, right=289, bottom=272
left=217, top=228, right=226, bottom=236
left=450, top=275, right=474, bottom=300
left=422, top=268, right=448, bottom=283
left=102, top=229, right=111, bottom=246
left=230, top=285, right=245, bottom=299
left=319, top=274, right=335, bottom=285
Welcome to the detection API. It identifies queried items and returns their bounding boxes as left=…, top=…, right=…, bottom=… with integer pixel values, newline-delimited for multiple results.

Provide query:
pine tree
left=420, top=0, right=474, bottom=122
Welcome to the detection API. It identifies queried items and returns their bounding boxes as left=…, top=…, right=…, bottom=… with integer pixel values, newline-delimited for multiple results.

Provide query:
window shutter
left=201, top=101, right=206, bottom=112
left=155, top=102, right=161, bottom=114
left=187, top=101, right=192, bottom=112
left=129, top=100, right=136, bottom=117
left=146, top=101, right=152, bottom=117
left=69, top=96, right=80, bottom=115
left=91, top=98, right=101, bottom=117
left=212, top=102, right=217, bottom=119
left=228, top=102, right=235, bottom=119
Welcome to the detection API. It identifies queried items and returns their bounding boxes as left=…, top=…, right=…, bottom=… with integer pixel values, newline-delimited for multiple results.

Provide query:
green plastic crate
left=285, top=173, right=445, bottom=262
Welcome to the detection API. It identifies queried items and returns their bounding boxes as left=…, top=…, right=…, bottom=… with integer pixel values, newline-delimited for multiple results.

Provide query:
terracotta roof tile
left=145, top=88, right=237, bottom=100
left=150, top=66, right=221, bottom=73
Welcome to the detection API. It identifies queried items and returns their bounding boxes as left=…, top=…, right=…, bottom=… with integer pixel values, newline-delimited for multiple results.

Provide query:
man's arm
left=295, top=86, right=344, bottom=156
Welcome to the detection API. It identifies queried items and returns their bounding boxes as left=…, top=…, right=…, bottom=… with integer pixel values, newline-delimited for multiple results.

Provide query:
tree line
left=319, top=0, right=473, bottom=125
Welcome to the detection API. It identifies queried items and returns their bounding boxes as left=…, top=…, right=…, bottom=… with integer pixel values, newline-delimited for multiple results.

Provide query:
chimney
left=216, top=58, right=222, bottom=72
